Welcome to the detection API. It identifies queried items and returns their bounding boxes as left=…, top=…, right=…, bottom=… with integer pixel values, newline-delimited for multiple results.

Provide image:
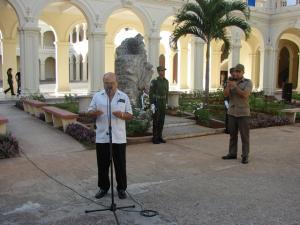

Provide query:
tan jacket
left=228, top=78, right=253, bottom=117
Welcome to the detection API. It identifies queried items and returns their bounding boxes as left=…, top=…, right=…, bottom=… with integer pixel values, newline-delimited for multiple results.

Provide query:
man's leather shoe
left=118, top=190, right=127, bottom=199
left=159, top=138, right=166, bottom=143
left=95, top=189, right=107, bottom=199
left=152, top=139, right=160, bottom=144
left=222, top=154, right=237, bottom=160
left=241, top=157, right=249, bottom=164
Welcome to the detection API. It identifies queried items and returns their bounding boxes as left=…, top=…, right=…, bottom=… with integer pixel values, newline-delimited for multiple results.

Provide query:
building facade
left=0, top=0, right=300, bottom=95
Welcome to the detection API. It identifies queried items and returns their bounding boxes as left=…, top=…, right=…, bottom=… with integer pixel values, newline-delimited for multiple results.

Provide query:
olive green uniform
left=149, top=77, right=169, bottom=142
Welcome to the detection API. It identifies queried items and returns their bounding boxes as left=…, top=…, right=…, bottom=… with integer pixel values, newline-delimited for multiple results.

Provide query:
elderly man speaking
left=88, top=72, right=133, bottom=199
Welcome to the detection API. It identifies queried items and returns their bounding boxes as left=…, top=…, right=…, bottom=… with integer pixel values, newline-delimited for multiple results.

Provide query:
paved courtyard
left=0, top=103, right=300, bottom=225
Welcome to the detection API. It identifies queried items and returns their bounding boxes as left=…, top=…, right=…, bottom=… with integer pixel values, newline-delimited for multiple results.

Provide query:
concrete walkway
left=0, top=103, right=300, bottom=225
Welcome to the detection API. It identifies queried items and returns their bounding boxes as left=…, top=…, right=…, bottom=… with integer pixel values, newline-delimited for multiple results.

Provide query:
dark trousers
left=17, top=82, right=21, bottom=95
left=228, top=115, right=250, bottom=158
left=4, top=81, right=15, bottom=95
left=225, top=109, right=229, bottom=133
left=96, top=143, right=127, bottom=191
left=152, top=106, right=166, bottom=141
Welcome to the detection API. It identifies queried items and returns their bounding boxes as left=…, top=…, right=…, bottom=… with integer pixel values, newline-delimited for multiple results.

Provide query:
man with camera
left=222, top=64, right=253, bottom=164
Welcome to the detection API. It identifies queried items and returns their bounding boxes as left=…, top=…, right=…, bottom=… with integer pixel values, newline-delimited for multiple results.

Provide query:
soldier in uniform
left=149, top=66, right=169, bottom=144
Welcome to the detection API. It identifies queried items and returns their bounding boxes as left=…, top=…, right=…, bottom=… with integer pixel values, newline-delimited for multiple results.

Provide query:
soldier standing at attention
left=149, top=66, right=169, bottom=144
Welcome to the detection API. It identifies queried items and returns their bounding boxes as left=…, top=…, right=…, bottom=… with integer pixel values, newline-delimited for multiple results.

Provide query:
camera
left=228, top=76, right=236, bottom=81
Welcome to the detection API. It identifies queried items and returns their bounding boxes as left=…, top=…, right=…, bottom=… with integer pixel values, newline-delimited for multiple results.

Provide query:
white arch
left=31, top=0, right=94, bottom=32
left=274, top=26, right=300, bottom=48
left=65, top=19, right=86, bottom=41
left=280, top=33, right=300, bottom=49
left=102, top=4, right=151, bottom=35
left=7, top=0, right=24, bottom=27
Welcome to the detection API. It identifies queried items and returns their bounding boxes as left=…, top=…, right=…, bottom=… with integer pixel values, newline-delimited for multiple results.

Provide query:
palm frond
left=219, top=17, right=251, bottom=39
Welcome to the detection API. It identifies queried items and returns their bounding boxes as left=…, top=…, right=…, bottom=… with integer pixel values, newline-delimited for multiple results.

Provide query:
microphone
left=105, top=85, right=112, bottom=94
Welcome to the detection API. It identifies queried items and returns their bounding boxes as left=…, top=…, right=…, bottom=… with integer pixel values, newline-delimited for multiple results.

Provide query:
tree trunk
left=204, top=40, right=210, bottom=108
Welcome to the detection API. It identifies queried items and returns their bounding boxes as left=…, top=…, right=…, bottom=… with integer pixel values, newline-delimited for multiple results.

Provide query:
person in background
left=149, top=66, right=169, bottom=144
left=4, top=68, right=15, bottom=96
left=224, top=67, right=236, bottom=134
left=15, top=72, right=21, bottom=96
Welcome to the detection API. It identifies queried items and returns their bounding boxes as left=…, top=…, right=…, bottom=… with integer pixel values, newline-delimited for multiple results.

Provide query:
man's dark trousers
left=228, top=115, right=249, bottom=158
left=153, top=100, right=166, bottom=141
left=96, top=143, right=127, bottom=191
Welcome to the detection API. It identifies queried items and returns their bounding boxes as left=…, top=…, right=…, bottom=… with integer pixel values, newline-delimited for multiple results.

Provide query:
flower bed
left=65, top=123, right=95, bottom=148
left=250, top=113, right=290, bottom=129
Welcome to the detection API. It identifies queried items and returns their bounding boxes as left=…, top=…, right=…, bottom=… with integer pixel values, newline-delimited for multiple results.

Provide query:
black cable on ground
left=20, top=149, right=159, bottom=218
left=20, top=149, right=108, bottom=209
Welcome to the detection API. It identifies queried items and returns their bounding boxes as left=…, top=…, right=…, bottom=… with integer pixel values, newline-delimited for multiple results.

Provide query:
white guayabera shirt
left=88, top=89, right=133, bottom=144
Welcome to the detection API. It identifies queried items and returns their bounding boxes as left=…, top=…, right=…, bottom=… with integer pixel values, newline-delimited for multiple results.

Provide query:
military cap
left=234, top=64, right=245, bottom=72
left=157, top=66, right=167, bottom=71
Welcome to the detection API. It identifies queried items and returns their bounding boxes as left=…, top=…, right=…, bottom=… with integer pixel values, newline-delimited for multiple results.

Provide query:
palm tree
left=170, top=0, right=251, bottom=106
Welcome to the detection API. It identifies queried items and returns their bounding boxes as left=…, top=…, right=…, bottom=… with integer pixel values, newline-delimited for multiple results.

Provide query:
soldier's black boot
left=159, top=137, right=166, bottom=143
left=241, top=156, right=249, bottom=164
left=222, top=154, right=237, bottom=160
left=152, top=137, right=160, bottom=144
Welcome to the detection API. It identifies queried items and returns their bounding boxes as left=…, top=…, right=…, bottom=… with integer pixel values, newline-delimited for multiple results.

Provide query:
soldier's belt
left=154, top=96, right=167, bottom=99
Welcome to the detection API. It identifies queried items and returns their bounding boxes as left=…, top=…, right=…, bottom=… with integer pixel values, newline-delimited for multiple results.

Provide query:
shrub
left=64, top=94, right=78, bottom=103
left=0, top=133, right=19, bottom=159
left=50, top=94, right=79, bottom=114
left=53, top=102, right=79, bottom=114
left=292, top=93, right=300, bottom=100
left=28, top=93, right=46, bottom=102
left=65, top=123, right=95, bottom=146
left=15, top=99, right=24, bottom=110
left=78, top=112, right=96, bottom=124
left=126, top=108, right=152, bottom=137
left=194, top=108, right=210, bottom=125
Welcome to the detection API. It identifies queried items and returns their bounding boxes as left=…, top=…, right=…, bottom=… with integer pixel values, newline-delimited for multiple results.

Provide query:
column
left=229, top=43, right=241, bottom=69
left=250, top=53, right=258, bottom=88
left=147, top=32, right=160, bottom=78
left=82, top=54, right=88, bottom=81
left=19, top=26, right=40, bottom=95
left=169, top=52, right=175, bottom=85
left=69, top=57, right=74, bottom=81
left=229, top=28, right=242, bottom=69
left=55, top=41, right=70, bottom=92
left=211, top=50, right=222, bottom=88
left=75, top=56, right=80, bottom=81
left=88, top=31, right=106, bottom=93
left=69, top=33, right=73, bottom=44
left=76, top=25, right=80, bottom=43
left=191, top=37, right=205, bottom=91
left=83, top=23, right=87, bottom=41
left=261, top=45, right=277, bottom=95
left=1, top=38, right=17, bottom=92
left=296, top=52, right=300, bottom=92
left=40, top=31, right=44, bottom=49
left=40, top=59, right=46, bottom=80
left=179, top=39, right=188, bottom=89
left=105, top=41, right=115, bottom=72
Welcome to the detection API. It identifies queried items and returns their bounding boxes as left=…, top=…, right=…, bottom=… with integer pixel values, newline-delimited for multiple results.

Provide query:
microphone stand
left=85, top=88, right=135, bottom=225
